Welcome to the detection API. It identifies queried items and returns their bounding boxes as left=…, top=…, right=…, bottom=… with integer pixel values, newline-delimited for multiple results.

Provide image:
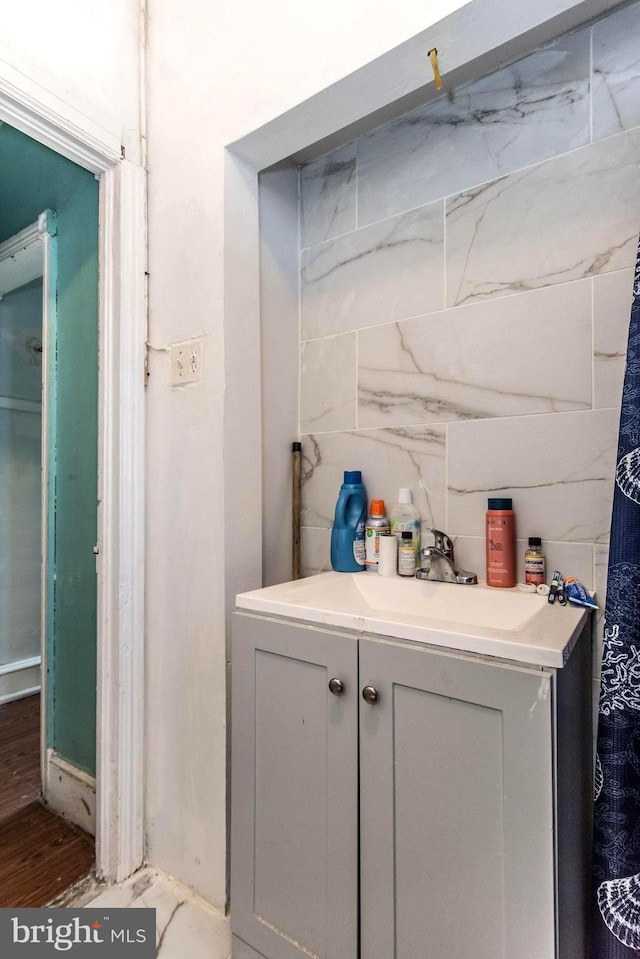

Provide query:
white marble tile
left=357, top=29, right=590, bottom=225
left=446, top=536, right=485, bottom=582
left=302, top=426, right=446, bottom=534
left=301, top=202, right=444, bottom=340
left=451, top=535, right=595, bottom=591
left=592, top=1, right=640, bottom=140
left=446, top=127, right=640, bottom=308
left=358, top=281, right=592, bottom=428
left=300, top=333, right=356, bottom=433
left=447, top=409, right=618, bottom=544
left=593, top=269, right=634, bottom=409
left=83, top=867, right=231, bottom=959
left=301, top=526, right=332, bottom=576
left=300, top=143, right=357, bottom=248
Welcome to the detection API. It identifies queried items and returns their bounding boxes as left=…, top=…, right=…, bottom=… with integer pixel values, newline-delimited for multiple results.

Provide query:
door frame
left=0, top=68, right=146, bottom=881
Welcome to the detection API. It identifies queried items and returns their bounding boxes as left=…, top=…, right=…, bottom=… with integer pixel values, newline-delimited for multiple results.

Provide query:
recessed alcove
left=222, top=0, right=632, bottom=612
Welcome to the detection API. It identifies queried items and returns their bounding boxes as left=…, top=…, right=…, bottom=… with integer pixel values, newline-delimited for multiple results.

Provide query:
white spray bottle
left=390, top=488, right=421, bottom=577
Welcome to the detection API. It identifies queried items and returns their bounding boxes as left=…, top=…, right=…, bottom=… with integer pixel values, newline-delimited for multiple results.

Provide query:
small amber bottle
left=524, top=537, right=546, bottom=586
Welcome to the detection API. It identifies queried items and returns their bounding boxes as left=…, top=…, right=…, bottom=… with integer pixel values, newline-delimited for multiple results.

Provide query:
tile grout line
left=299, top=125, right=640, bottom=255
left=589, top=24, right=594, bottom=144
left=443, top=198, right=447, bottom=311
left=591, top=276, right=596, bottom=411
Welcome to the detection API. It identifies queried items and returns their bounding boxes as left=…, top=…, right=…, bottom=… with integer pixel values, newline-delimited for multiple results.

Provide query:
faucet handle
left=425, top=528, right=454, bottom=559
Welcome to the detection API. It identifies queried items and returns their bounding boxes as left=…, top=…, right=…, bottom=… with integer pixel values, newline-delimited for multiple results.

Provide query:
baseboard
left=0, top=656, right=40, bottom=705
left=45, top=749, right=96, bottom=837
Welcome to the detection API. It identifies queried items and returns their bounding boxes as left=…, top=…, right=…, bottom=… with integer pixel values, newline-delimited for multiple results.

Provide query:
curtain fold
left=592, top=239, right=640, bottom=957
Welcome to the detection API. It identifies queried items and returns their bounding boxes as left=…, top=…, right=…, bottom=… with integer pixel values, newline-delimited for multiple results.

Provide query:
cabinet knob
left=328, top=677, right=345, bottom=696
left=362, top=685, right=378, bottom=704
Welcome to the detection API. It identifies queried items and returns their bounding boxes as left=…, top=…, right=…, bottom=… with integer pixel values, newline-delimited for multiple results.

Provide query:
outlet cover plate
left=170, top=338, right=204, bottom=386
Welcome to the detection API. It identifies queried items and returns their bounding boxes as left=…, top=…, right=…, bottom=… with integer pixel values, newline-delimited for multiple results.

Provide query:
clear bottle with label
left=485, top=497, right=516, bottom=588
left=390, top=488, right=421, bottom=575
left=398, top=530, right=417, bottom=577
left=365, top=499, right=390, bottom=572
left=524, top=537, right=546, bottom=586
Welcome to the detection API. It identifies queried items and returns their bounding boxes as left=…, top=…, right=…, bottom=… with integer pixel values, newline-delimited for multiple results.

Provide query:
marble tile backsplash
left=301, top=202, right=444, bottom=338
left=592, top=2, right=640, bottom=140
left=357, top=281, right=592, bottom=428
left=295, top=1, right=640, bottom=672
left=356, top=27, right=591, bottom=226
left=446, top=127, right=640, bottom=308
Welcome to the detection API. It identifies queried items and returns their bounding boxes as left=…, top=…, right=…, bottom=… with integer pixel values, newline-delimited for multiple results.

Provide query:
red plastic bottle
left=485, top=497, right=516, bottom=588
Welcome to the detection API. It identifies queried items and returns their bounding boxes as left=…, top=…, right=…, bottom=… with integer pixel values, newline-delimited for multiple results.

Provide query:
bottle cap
left=488, top=497, right=513, bottom=510
left=398, top=488, right=412, bottom=504
left=528, top=536, right=542, bottom=547
left=344, top=471, right=362, bottom=485
left=370, top=499, right=386, bottom=516
left=401, top=530, right=412, bottom=541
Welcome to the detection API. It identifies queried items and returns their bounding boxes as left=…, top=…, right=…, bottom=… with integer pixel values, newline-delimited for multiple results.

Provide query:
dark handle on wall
left=328, top=677, right=345, bottom=696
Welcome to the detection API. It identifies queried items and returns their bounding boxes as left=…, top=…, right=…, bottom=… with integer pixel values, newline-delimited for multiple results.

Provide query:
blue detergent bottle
left=331, top=470, right=367, bottom=572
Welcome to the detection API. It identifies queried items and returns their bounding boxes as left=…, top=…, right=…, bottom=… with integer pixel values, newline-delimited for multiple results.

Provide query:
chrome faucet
left=416, top=529, right=478, bottom=585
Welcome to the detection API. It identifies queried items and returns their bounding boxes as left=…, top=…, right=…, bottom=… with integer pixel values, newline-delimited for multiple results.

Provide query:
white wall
left=0, top=0, right=140, bottom=160
left=145, top=0, right=473, bottom=911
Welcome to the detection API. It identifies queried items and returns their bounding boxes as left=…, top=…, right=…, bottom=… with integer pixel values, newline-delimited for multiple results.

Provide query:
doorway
left=0, top=124, right=100, bottom=902
left=0, top=48, right=146, bottom=886
left=0, top=237, right=95, bottom=902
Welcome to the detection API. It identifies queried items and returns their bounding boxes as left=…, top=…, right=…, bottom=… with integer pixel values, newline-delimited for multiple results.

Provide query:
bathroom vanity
left=231, top=573, right=592, bottom=959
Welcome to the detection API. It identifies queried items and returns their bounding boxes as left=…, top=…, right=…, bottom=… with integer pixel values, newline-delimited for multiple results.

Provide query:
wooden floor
left=0, top=693, right=94, bottom=906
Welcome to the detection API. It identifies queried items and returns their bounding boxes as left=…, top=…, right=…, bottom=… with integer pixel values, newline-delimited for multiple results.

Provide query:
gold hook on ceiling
left=428, top=48, right=443, bottom=91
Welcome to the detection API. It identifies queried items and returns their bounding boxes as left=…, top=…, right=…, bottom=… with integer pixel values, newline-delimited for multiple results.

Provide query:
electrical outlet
left=170, top=338, right=204, bottom=386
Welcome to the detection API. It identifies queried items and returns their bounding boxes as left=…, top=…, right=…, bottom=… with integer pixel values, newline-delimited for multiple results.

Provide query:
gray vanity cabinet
left=231, top=611, right=591, bottom=959
left=359, top=637, right=556, bottom=959
left=231, top=612, right=360, bottom=959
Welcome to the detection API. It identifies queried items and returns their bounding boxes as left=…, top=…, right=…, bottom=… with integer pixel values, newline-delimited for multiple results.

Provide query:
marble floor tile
left=301, top=143, right=357, bottom=248
left=357, top=28, right=590, bottom=225
left=300, top=333, right=357, bottom=433
left=302, top=426, right=446, bottom=533
left=358, top=281, right=592, bottom=428
left=446, top=127, right=640, bottom=308
left=301, top=202, right=444, bottom=340
left=592, top=1, right=640, bottom=140
left=447, top=409, right=618, bottom=544
left=593, top=269, right=634, bottom=409
left=81, top=867, right=231, bottom=959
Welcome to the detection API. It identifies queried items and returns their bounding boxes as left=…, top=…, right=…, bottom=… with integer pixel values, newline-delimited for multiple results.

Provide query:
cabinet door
left=231, top=612, right=359, bottom=959
left=359, top=637, right=555, bottom=959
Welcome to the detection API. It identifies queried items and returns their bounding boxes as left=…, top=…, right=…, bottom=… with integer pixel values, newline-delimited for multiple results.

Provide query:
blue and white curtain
left=592, top=241, right=640, bottom=956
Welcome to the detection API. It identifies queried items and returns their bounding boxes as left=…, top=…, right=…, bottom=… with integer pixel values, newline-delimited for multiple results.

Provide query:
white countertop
left=235, top=571, right=589, bottom=669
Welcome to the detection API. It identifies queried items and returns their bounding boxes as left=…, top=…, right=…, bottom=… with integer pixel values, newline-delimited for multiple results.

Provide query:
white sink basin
left=292, top=572, right=542, bottom=631
left=236, top=571, right=588, bottom=668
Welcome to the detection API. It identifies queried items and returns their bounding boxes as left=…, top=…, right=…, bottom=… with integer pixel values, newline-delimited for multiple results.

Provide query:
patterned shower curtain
left=592, top=240, right=640, bottom=957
